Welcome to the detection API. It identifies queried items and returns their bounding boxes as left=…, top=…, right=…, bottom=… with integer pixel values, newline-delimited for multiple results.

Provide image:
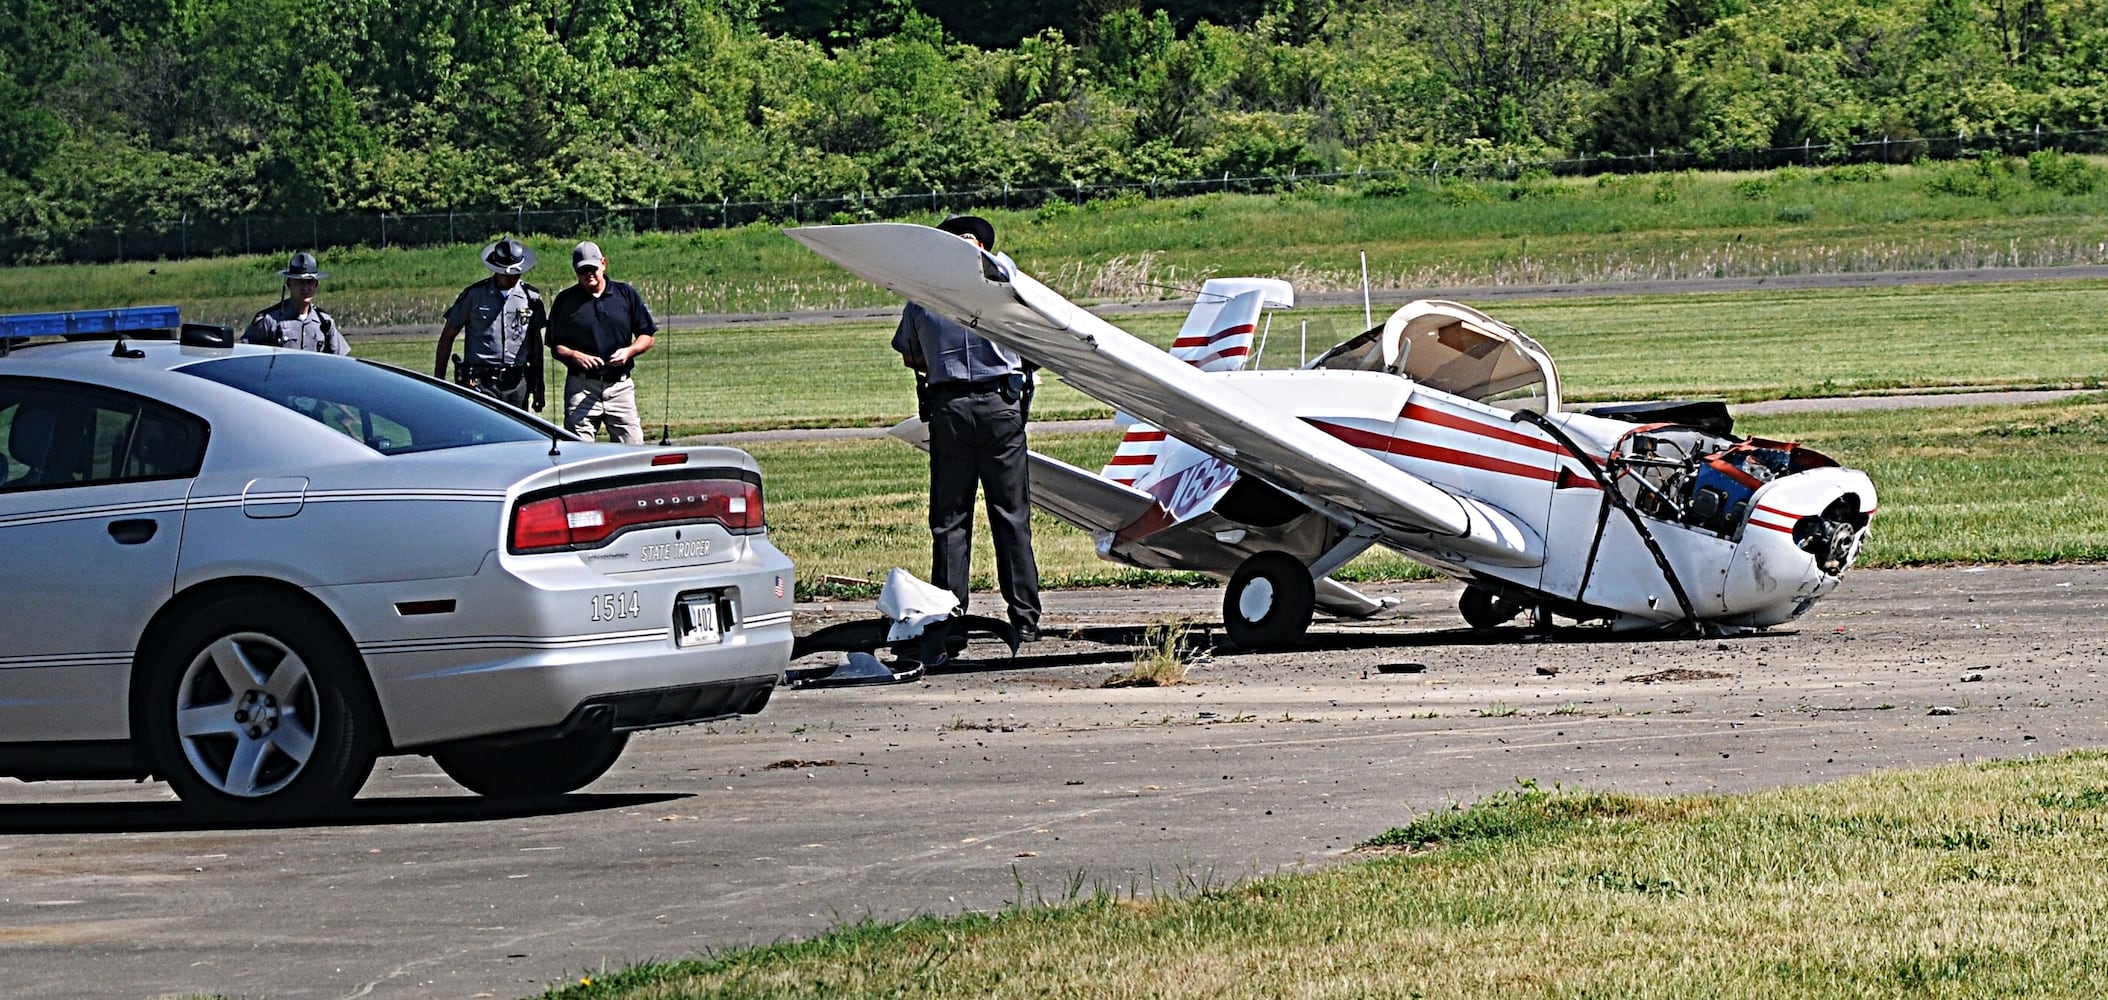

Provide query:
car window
left=0, top=379, right=207, bottom=491
left=179, top=354, right=551, bottom=455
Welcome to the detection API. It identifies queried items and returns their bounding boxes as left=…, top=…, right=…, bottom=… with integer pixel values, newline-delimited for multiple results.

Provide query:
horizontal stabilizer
left=886, top=417, right=1155, bottom=538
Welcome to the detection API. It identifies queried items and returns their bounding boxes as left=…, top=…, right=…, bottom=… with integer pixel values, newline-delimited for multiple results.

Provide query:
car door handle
left=108, top=519, right=158, bottom=544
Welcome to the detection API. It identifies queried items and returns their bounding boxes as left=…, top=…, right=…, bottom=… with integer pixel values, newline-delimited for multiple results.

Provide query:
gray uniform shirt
left=891, top=252, right=1023, bottom=383
left=242, top=301, right=349, bottom=355
left=445, top=278, right=542, bottom=366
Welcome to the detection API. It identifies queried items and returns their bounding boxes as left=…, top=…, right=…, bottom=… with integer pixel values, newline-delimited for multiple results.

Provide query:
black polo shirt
left=549, top=279, right=657, bottom=378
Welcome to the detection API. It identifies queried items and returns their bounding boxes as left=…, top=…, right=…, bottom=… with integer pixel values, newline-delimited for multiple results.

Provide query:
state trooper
left=433, top=238, right=548, bottom=411
left=892, top=215, right=1043, bottom=662
left=242, top=251, right=350, bottom=354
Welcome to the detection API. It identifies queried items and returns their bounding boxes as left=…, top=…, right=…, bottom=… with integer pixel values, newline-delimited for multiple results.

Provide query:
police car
left=0, top=308, right=794, bottom=819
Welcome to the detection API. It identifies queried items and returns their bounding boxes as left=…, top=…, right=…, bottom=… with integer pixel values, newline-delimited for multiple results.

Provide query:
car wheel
left=432, top=729, right=631, bottom=799
left=1460, top=586, right=1525, bottom=629
left=1223, top=552, right=1315, bottom=649
left=143, top=594, right=378, bottom=820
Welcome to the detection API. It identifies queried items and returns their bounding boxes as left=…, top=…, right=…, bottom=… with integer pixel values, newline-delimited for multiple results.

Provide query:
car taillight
left=510, top=476, right=763, bottom=552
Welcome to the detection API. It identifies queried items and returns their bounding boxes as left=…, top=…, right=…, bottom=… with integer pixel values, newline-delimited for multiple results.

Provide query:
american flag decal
left=774, top=576, right=785, bottom=598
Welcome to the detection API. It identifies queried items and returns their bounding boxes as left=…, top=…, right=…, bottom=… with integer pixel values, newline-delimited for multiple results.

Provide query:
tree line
left=2, top=0, right=2103, bottom=245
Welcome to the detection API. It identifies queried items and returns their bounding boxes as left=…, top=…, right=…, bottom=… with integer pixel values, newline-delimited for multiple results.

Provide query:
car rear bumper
left=336, top=545, right=797, bottom=748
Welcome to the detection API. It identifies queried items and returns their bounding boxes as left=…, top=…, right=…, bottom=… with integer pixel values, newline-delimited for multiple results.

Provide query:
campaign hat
left=481, top=238, right=538, bottom=275
left=277, top=251, right=329, bottom=280
left=935, top=215, right=996, bottom=251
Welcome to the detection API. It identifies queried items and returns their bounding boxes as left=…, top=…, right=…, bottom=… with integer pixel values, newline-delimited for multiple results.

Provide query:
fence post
left=380, top=212, right=388, bottom=248
left=448, top=210, right=455, bottom=244
left=654, top=200, right=660, bottom=230
left=244, top=216, right=251, bottom=254
left=1222, top=171, right=1229, bottom=192
left=722, top=197, right=728, bottom=228
left=115, top=229, right=123, bottom=264
left=180, top=213, right=188, bottom=258
left=517, top=206, right=524, bottom=233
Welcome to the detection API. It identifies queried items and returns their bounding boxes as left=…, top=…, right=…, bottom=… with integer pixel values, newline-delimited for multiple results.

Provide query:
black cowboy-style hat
left=277, top=251, right=329, bottom=280
left=935, top=214, right=996, bottom=251
left=480, top=238, right=538, bottom=275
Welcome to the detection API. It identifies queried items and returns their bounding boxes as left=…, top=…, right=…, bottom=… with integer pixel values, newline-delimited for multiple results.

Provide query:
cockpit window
left=180, top=354, right=552, bottom=455
left=1306, top=326, right=1386, bottom=373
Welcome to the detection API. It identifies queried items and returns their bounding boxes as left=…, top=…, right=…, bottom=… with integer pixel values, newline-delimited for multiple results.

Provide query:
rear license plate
left=677, top=593, right=721, bottom=647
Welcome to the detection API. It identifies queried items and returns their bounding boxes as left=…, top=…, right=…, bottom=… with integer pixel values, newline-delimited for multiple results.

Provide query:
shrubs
left=2027, top=149, right=2104, bottom=195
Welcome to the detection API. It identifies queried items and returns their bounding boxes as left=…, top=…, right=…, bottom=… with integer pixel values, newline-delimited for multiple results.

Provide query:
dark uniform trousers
left=927, top=379, right=1041, bottom=634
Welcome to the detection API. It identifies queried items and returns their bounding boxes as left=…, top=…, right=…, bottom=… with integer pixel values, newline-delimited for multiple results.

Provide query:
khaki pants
left=563, top=373, right=643, bottom=444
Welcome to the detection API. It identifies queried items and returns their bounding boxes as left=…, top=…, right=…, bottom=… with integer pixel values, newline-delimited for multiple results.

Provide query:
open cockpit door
left=1384, top=301, right=1560, bottom=411
left=1367, top=301, right=1561, bottom=413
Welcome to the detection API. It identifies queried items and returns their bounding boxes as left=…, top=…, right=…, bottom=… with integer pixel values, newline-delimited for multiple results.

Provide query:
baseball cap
left=572, top=241, right=607, bottom=271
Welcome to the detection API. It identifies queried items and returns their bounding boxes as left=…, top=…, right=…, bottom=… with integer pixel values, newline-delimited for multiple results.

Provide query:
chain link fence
left=8, top=126, right=2103, bottom=266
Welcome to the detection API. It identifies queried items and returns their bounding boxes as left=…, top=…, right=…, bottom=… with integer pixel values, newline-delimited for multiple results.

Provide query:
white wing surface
left=788, top=223, right=1482, bottom=539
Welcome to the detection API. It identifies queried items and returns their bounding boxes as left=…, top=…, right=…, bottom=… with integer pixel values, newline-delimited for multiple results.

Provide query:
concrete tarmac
left=3, top=565, right=2105, bottom=999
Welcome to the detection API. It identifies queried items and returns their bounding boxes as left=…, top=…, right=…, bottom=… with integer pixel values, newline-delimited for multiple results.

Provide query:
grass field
left=322, top=278, right=2108, bottom=438
left=2, top=160, right=2104, bottom=328
left=534, top=750, right=2108, bottom=999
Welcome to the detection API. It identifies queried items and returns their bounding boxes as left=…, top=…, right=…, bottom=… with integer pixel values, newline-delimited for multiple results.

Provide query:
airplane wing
left=789, top=223, right=1506, bottom=545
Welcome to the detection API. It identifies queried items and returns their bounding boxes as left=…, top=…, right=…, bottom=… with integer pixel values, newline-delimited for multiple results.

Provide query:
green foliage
left=1588, top=58, right=1707, bottom=154
left=1925, top=153, right=2022, bottom=200
left=8, top=0, right=2108, bottom=246
left=2027, top=149, right=2104, bottom=195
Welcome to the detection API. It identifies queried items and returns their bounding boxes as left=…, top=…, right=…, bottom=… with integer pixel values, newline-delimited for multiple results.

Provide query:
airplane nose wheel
left=1224, top=552, right=1315, bottom=649
left=1459, top=585, right=1526, bottom=629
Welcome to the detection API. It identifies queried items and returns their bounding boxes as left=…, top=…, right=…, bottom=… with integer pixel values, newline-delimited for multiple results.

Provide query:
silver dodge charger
left=0, top=319, right=794, bottom=819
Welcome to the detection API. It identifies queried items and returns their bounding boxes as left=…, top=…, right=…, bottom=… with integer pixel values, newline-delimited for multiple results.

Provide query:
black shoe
left=1014, top=623, right=1041, bottom=644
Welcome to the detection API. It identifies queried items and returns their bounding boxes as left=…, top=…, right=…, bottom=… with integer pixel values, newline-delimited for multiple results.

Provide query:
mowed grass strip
left=5, top=161, right=2106, bottom=325
left=760, top=395, right=2108, bottom=597
left=343, top=279, right=2108, bottom=436
left=536, top=751, right=2108, bottom=999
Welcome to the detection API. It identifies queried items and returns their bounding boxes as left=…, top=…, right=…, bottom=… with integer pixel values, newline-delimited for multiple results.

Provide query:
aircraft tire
left=1224, top=552, right=1315, bottom=649
left=1460, top=586, right=1525, bottom=629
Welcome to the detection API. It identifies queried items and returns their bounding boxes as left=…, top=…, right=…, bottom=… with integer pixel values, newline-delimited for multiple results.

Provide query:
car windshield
left=180, top=354, right=552, bottom=455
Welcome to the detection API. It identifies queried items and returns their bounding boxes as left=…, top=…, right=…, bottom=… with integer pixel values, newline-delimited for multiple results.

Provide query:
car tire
left=1223, top=552, right=1315, bottom=649
left=142, top=593, right=378, bottom=820
left=432, top=729, right=631, bottom=799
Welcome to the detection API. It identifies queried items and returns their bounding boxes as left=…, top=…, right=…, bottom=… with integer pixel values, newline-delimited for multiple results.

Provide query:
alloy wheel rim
left=175, top=632, right=321, bottom=798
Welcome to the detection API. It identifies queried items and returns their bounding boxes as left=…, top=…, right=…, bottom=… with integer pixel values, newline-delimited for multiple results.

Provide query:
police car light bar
left=0, top=306, right=183, bottom=343
left=0, top=306, right=185, bottom=356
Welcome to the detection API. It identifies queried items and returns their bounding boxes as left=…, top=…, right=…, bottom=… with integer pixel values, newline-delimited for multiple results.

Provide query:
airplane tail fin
left=1108, top=280, right=1291, bottom=466
left=1169, top=284, right=1280, bottom=373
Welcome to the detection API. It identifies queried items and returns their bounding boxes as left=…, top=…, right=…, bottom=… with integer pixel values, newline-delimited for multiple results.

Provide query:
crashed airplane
left=790, top=223, right=1878, bottom=647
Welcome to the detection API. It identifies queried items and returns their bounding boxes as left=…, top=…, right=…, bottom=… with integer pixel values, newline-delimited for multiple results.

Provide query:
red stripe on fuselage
left=1308, top=418, right=1589, bottom=487
left=1399, top=402, right=1566, bottom=455
left=1107, top=453, right=1156, bottom=466
left=1122, top=430, right=1168, bottom=443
